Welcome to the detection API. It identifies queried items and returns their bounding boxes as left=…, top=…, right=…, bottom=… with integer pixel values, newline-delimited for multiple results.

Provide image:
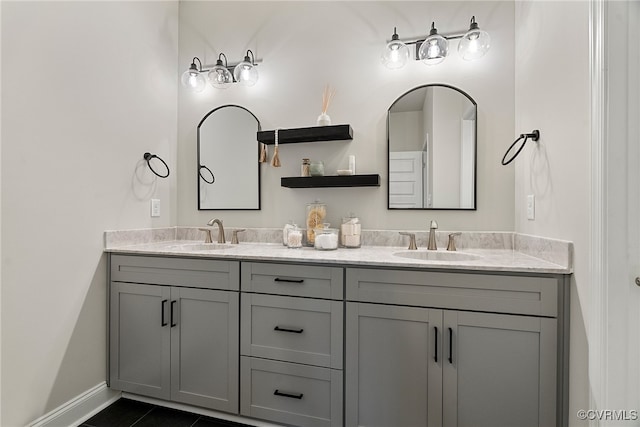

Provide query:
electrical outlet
left=526, top=194, right=535, bottom=220
left=151, top=199, right=161, bottom=217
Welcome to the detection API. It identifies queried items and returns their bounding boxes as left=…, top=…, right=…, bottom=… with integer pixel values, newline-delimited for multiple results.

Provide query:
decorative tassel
left=259, top=143, right=267, bottom=163
left=271, top=129, right=281, bottom=167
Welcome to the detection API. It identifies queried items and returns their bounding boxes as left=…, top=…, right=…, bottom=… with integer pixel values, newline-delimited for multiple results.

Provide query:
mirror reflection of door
left=197, top=105, right=261, bottom=210
left=388, top=85, right=476, bottom=210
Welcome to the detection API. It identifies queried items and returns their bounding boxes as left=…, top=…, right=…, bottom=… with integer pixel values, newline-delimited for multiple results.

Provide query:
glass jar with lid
left=314, top=223, right=338, bottom=250
left=305, top=200, right=326, bottom=245
left=286, top=225, right=303, bottom=248
left=309, top=160, right=324, bottom=176
left=340, top=214, right=361, bottom=248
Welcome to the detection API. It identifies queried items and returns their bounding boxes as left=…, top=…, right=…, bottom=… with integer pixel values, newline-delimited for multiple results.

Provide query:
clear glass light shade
left=208, top=66, right=233, bottom=89
left=418, top=34, right=448, bottom=65
left=458, top=28, right=491, bottom=60
left=382, top=39, right=410, bottom=69
left=181, top=69, right=206, bottom=93
left=233, top=61, right=259, bottom=87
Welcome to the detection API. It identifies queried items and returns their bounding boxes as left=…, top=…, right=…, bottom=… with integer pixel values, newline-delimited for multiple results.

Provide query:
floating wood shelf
left=257, top=124, right=353, bottom=145
left=281, top=174, right=380, bottom=188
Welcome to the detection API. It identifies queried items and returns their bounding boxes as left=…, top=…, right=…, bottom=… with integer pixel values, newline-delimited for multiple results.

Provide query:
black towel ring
left=501, top=130, right=540, bottom=165
left=199, top=165, right=215, bottom=184
left=143, top=152, right=170, bottom=178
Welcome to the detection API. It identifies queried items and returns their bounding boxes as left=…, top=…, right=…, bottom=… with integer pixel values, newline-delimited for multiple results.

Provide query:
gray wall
left=514, top=1, right=590, bottom=424
left=177, top=1, right=515, bottom=231
left=1, top=2, right=178, bottom=425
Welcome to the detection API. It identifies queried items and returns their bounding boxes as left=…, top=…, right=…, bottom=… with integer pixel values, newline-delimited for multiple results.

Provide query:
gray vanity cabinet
left=345, top=267, right=567, bottom=427
left=443, top=310, right=557, bottom=427
left=346, top=302, right=443, bottom=427
left=240, top=262, right=344, bottom=427
left=109, top=255, right=240, bottom=413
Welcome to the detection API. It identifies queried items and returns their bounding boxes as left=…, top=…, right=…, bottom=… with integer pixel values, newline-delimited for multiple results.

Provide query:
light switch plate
left=526, top=194, right=535, bottom=220
left=151, top=199, right=161, bottom=217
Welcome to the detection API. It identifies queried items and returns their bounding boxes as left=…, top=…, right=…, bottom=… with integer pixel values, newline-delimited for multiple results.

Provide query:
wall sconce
left=382, top=16, right=490, bottom=69
left=181, top=50, right=260, bottom=93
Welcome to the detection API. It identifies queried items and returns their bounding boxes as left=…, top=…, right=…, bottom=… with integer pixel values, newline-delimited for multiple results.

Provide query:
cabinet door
left=345, top=302, right=442, bottom=427
left=170, top=287, right=239, bottom=413
left=443, top=311, right=557, bottom=427
left=110, top=282, right=171, bottom=399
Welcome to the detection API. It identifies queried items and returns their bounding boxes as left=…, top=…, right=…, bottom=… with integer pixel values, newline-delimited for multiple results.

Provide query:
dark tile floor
left=79, top=398, right=253, bottom=427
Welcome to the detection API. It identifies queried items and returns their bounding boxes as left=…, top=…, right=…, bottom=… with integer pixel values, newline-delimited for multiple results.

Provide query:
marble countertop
left=105, top=228, right=572, bottom=274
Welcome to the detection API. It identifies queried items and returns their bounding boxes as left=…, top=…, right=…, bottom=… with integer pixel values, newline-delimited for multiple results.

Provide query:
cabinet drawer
left=346, top=268, right=559, bottom=317
left=241, top=294, right=343, bottom=369
left=111, top=255, right=239, bottom=291
left=240, top=357, right=343, bottom=427
left=241, top=262, right=343, bottom=299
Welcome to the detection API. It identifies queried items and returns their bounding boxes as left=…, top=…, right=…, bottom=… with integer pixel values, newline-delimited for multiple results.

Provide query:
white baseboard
left=122, top=393, right=284, bottom=427
left=28, top=382, right=121, bottom=427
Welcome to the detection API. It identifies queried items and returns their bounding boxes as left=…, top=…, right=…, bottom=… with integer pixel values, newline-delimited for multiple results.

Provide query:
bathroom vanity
left=106, top=229, right=571, bottom=427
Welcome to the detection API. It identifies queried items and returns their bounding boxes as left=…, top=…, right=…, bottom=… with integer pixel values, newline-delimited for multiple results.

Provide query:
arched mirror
left=388, top=84, right=476, bottom=210
left=198, top=105, right=261, bottom=210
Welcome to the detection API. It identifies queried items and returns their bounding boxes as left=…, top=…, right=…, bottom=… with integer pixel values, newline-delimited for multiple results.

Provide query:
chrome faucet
left=207, top=218, right=226, bottom=243
left=427, top=220, right=438, bottom=250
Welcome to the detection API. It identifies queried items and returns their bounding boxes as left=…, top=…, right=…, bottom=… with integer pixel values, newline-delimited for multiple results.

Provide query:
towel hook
left=501, top=130, right=540, bottom=165
left=143, top=152, right=170, bottom=178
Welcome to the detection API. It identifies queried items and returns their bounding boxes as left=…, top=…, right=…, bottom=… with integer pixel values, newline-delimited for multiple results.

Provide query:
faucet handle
left=231, top=229, right=246, bottom=244
left=198, top=228, right=213, bottom=243
left=447, top=232, right=462, bottom=251
left=399, top=232, right=418, bottom=250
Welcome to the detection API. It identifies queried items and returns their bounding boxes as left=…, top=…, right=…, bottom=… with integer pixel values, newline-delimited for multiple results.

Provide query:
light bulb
left=208, top=63, right=232, bottom=89
left=418, top=22, right=448, bottom=66
left=382, top=28, right=410, bottom=69
left=458, top=16, right=490, bottom=61
left=233, top=61, right=258, bottom=87
left=181, top=69, right=205, bottom=92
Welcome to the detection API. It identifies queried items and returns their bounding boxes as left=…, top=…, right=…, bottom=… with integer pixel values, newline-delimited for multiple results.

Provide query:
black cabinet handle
left=448, top=327, right=453, bottom=364
left=274, top=278, right=304, bottom=284
left=161, top=300, right=168, bottom=327
left=434, top=326, right=438, bottom=363
left=274, top=389, right=304, bottom=399
left=274, top=326, right=304, bottom=334
left=170, top=300, right=177, bottom=327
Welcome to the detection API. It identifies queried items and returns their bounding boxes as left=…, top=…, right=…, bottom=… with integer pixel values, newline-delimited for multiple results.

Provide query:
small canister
left=283, top=220, right=295, bottom=246
left=314, top=224, right=338, bottom=250
left=301, top=158, right=311, bottom=177
left=340, top=214, right=361, bottom=248
left=306, top=201, right=326, bottom=245
left=309, top=160, right=324, bottom=176
left=287, top=225, right=303, bottom=248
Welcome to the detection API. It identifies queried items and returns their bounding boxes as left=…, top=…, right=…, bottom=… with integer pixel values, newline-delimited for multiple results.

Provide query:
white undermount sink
left=163, top=243, right=233, bottom=252
left=393, top=250, right=482, bottom=262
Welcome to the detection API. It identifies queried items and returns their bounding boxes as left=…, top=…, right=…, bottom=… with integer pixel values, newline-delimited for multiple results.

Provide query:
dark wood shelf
left=281, top=174, right=380, bottom=188
left=257, top=124, right=353, bottom=145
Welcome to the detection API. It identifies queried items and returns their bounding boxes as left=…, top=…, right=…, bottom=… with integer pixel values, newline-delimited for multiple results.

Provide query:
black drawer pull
left=448, top=327, right=453, bottom=364
left=434, top=326, right=438, bottom=363
left=171, top=300, right=177, bottom=327
left=161, top=300, right=168, bottom=327
left=274, top=278, right=304, bottom=284
left=274, top=326, right=304, bottom=334
left=274, top=389, right=304, bottom=399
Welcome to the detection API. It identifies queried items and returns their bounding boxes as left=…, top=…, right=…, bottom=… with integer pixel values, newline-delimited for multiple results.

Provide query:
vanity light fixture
left=208, top=53, right=233, bottom=89
left=458, top=16, right=491, bottom=61
left=418, top=22, right=449, bottom=66
left=381, top=27, right=410, bottom=69
left=181, top=51, right=260, bottom=92
left=181, top=57, right=207, bottom=93
left=233, top=50, right=259, bottom=87
left=382, top=16, right=490, bottom=69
